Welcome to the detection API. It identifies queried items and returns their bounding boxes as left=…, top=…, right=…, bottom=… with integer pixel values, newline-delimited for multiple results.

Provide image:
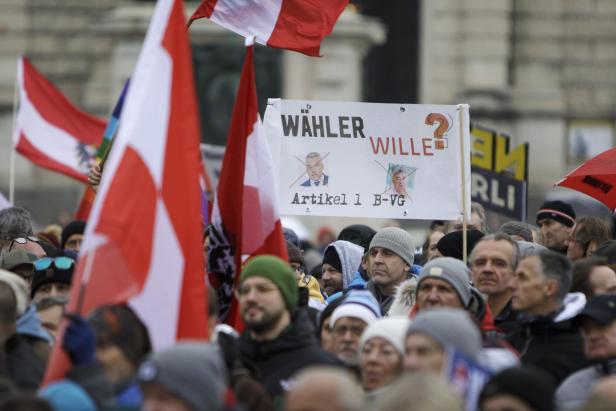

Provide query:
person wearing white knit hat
left=358, top=317, right=410, bottom=393
left=330, top=290, right=381, bottom=366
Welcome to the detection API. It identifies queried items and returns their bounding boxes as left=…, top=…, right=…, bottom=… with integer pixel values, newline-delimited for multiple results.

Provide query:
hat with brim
left=0, top=249, right=37, bottom=272
left=574, top=294, right=616, bottom=326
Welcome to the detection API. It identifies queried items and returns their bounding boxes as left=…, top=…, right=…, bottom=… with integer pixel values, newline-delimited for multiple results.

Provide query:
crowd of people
left=0, top=199, right=615, bottom=411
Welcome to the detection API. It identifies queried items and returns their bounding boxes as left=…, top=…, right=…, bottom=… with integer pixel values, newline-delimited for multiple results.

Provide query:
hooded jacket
left=323, top=241, right=364, bottom=290
left=17, top=305, right=52, bottom=343
left=239, top=309, right=341, bottom=408
left=506, top=293, right=590, bottom=386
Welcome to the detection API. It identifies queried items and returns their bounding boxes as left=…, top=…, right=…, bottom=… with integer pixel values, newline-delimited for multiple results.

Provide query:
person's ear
left=544, top=278, right=559, bottom=299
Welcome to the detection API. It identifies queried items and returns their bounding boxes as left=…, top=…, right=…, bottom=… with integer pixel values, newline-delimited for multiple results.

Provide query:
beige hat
left=0, top=249, right=36, bottom=272
left=0, top=269, right=30, bottom=316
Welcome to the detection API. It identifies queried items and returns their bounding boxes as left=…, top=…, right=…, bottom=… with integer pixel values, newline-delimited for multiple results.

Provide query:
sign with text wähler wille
left=264, top=99, right=471, bottom=220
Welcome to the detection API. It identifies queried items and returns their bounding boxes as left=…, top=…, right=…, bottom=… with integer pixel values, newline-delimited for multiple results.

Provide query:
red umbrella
left=556, top=147, right=616, bottom=211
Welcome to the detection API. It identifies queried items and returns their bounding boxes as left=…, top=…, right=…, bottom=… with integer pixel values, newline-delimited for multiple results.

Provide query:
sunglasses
left=7, top=236, right=40, bottom=253
left=34, top=256, right=75, bottom=271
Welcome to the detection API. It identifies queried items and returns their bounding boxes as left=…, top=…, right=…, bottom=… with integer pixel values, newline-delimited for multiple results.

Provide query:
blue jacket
left=326, top=271, right=367, bottom=304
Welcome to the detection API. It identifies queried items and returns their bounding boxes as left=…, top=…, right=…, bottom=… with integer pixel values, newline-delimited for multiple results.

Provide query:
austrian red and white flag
left=44, top=0, right=207, bottom=383
left=188, top=0, right=349, bottom=57
left=13, top=57, right=105, bottom=182
left=209, top=39, right=288, bottom=326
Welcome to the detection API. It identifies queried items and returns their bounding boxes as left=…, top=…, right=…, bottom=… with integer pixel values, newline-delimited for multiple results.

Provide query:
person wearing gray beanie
left=366, top=227, right=415, bottom=314
left=138, top=342, right=228, bottom=411
left=415, top=257, right=472, bottom=309
left=369, top=227, right=415, bottom=267
left=404, top=308, right=482, bottom=374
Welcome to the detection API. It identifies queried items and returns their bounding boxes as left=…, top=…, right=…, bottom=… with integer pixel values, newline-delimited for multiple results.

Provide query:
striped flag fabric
left=13, top=57, right=106, bottom=182
left=44, top=0, right=207, bottom=383
left=209, top=39, right=288, bottom=326
left=75, top=81, right=130, bottom=220
left=188, top=0, right=349, bottom=57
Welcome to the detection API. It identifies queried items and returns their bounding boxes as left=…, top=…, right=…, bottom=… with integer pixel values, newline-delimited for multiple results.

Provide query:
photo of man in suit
left=300, top=152, right=329, bottom=187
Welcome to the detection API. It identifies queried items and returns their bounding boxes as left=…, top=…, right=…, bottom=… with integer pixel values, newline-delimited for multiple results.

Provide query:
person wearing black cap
left=61, top=220, right=86, bottom=253
left=63, top=304, right=152, bottom=407
left=479, top=366, right=556, bottom=411
left=555, top=294, right=616, bottom=411
left=536, top=200, right=576, bottom=254
left=30, top=253, right=75, bottom=303
left=434, top=229, right=485, bottom=261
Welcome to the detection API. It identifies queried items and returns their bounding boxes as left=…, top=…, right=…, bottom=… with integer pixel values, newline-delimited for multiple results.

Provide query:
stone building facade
left=0, top=0, right=614, bottom=226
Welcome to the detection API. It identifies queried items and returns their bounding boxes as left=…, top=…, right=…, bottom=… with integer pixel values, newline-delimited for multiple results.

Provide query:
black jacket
left=506, top=294, right=589, bottom=387
left=239, top=310, right=341, bottom=407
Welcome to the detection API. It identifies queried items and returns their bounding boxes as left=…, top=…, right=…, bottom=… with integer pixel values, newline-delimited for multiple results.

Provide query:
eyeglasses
left=236, top=283, right=278, bottom=297
left=332, top=324, right=366, bottom=337
left=7, top=236, right=40, bottom=253
left=290, top=263, right=304, bottom=273
left=34, top=256, right=75, bottom=271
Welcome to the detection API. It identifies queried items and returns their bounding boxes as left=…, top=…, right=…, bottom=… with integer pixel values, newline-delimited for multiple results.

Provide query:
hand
left=63, top=314, right=96, bottom=366
left=88, top=162, right=102, bottom=193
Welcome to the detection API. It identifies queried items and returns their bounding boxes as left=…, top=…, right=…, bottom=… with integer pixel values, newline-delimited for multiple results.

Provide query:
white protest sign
left=264, top=99, right=471, bottom=220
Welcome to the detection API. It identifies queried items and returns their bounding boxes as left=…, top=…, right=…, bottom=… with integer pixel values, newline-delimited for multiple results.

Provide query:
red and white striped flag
left=44, top=0, right=207, bottom=383
left=189, top=0, right=349, bottom=57
left=13, top=57, right=106, bottom=182
left=209, top=39, right=288, bottom=326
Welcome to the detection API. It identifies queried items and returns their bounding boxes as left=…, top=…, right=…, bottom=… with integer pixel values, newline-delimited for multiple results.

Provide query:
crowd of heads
left=0, top=198, right=615, bottom=411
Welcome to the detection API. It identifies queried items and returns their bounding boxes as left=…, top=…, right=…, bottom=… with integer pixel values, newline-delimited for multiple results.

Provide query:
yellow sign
left=470, top=124, right=527, bottom=182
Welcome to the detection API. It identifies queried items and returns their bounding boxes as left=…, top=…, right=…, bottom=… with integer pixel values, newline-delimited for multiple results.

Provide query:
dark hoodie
left=239, top=309, right=341, bottom=406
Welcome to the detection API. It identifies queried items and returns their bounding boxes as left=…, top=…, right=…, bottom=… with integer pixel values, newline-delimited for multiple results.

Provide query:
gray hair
left=498, top=221, right=533, bottom=242
left=517, top=241, right=547, bottom=259
left=377, top=373, right=464, bottom=411
left=305, top=152, right=321, bottom=161
left=0, top=207, right=33, bottom=241
left=523, top=249, right=572, bottom=301
left=289, top=367, right=365, bottom=411
left=445, top=202, right=487, bottom=233
left=528, top=224, right=543, bottom=244
left=469, top=232, right=520, bottom=270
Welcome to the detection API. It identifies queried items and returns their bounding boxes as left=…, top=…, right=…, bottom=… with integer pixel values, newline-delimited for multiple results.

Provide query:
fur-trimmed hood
left=387, top=277, right=418, bottom=317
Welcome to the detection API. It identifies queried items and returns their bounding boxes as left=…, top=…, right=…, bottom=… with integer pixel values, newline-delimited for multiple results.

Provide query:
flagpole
left=75, top=246, right=96, bottom=315
left=457, top=105, right=469, bottom=265
left=9, top=66, right=19, bottom=205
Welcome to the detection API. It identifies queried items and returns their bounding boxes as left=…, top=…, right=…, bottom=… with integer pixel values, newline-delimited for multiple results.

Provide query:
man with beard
left=536, top=200, right=576, bottom=254
left=237, top=255, right=340, bottom=408
left=321, top=240, right=364, bottom=297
